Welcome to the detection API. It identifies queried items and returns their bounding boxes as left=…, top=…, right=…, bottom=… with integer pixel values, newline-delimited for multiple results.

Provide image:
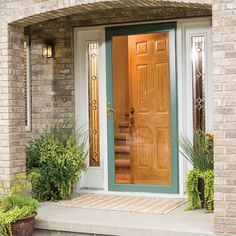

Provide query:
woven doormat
left=58, top=194, right=186, bottom=214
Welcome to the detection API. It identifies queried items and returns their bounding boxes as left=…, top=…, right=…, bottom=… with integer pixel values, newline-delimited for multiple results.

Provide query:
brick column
left=8, top=24, right=26, bottom=181
left=213, top=0, right=236, bottom=234
left=0, top=22, right=25, bottom=187
left=0, top=22, right=11, bottom=186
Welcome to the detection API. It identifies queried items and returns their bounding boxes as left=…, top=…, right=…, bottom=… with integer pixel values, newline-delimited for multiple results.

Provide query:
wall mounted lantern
left=42, top=43, right=53, bottom=58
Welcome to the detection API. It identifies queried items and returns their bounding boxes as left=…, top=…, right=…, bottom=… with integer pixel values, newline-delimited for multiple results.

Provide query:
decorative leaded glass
left=88, top=42, right=100, bottom=166
left=191, top=36, right=206, bottom=131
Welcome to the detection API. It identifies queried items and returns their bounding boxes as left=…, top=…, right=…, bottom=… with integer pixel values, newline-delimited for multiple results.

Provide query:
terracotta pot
left=12, top=213, right=37, bottom=236
left=198, top=177, right=205, bottom=209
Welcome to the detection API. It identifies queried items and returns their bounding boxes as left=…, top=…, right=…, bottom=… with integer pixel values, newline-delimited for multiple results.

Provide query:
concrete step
left=34, top=229, right=100, bottom=236
left=35, top=202, right=214, bottom=236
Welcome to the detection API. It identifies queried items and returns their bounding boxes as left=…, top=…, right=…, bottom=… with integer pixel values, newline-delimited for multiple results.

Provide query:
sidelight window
left=88, top=42, right=100, bottom=167
left=191, top=36, right=206, bottom=131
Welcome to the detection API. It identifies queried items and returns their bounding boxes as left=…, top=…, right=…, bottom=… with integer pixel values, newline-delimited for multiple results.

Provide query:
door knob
left=129, top=106, right=135, bottom=127
left=130, top=106, right=135, bottom=115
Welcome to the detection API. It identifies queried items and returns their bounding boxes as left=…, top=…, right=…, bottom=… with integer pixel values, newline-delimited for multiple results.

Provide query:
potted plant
left=180, top=130, right=214, bottom=211
left=0, top=177, right=39, bottom=236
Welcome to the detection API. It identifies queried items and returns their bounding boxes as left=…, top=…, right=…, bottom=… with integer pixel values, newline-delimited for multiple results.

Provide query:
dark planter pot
left=198, top=177, right=205, bottom=209
left=12, top=213, right=37, bottom=236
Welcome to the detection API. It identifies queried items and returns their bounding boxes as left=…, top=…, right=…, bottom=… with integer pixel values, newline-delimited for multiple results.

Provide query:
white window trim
left=25, top=37, right=32, bottom=132
left=74, top=28, right=107, bottom=190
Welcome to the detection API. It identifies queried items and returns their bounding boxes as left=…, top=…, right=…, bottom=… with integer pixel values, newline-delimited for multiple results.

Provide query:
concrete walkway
left=34, top=200, right=215, bottom=236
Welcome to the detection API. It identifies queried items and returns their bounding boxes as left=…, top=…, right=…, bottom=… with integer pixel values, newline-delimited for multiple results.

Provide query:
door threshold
left=80, top=187, right=104, bottom=191
left=77, top=188, right=186, bottom=199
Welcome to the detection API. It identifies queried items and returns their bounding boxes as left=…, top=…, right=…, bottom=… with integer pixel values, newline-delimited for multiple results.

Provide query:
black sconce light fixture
left=42, top=41, right=54, bottom=58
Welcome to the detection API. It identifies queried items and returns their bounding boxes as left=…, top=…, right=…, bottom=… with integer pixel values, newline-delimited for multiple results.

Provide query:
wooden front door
left=128, top=32, right=171, bottom=185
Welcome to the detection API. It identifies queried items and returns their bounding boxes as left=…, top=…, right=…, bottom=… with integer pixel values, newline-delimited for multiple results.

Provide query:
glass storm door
left=109, top=31, right=172, bottom=187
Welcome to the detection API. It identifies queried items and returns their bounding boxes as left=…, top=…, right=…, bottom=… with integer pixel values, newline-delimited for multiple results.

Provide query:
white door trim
left=177, top=20, right=212, bottom=193
left=74, top=27, right=107, bottom=190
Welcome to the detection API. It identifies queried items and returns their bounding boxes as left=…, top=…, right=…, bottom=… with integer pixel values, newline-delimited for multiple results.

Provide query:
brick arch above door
left=8, top=0, right=211, bottom=27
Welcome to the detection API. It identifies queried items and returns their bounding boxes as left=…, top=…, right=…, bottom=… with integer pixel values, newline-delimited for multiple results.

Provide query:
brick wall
left=213, top=0, right=236, bottom=234
left=8, top=24, right=26, bottom=180
left=0, top=1, right=27, bottom=186
left=29, top=21, right=74, bottom=134
left=0, top=1, right=10, bottom=184
left=8, top=0, right=212, bottom=26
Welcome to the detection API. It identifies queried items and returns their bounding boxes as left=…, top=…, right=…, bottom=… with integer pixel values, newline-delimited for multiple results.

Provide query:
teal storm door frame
left=106, top=22, right=179, bottom=193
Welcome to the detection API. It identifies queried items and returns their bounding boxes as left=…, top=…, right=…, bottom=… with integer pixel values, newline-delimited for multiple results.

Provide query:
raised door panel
left=137, top=65, right=148, bottom=113
left=154, top=63, right=169, bottom=113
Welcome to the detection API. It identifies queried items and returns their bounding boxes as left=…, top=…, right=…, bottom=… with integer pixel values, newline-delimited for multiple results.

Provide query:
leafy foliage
left=0, top=177, right=39, bottom=236
left=26, top=123, right=87, bottom=201
left=0, top=206, right=36, bottom=236
left=180, top=130, right=214, bottom=171
left=186, top=169, right=214, bottom=211
left=2, top=195, right=39, bottom=213
left=26, top=139, right=42, bottom=173
left=203, top=170, right=214, bottom=211
left=186, top=169, right=201, bottom=210
left=0, top=174, right=31, bottom=200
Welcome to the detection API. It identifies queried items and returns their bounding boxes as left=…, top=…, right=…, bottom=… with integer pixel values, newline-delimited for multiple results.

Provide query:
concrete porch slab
left=34, top=200, right=215, bottom=236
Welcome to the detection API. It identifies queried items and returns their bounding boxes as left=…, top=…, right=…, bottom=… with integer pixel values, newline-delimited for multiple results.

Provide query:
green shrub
left=28, top=168, right=59, bottom=201
left=26, top=139, right=42, bottom=172
left=26, top=123, right=87, bottom=201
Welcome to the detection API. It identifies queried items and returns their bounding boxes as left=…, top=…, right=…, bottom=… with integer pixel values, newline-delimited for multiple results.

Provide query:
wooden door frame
left=106, top=22, right=179, bottom=193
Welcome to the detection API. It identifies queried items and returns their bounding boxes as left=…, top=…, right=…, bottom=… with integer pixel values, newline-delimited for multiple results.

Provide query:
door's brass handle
left=107, top=108, right=116, bottom=112
left=107, top=102, right=116, bottom=118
